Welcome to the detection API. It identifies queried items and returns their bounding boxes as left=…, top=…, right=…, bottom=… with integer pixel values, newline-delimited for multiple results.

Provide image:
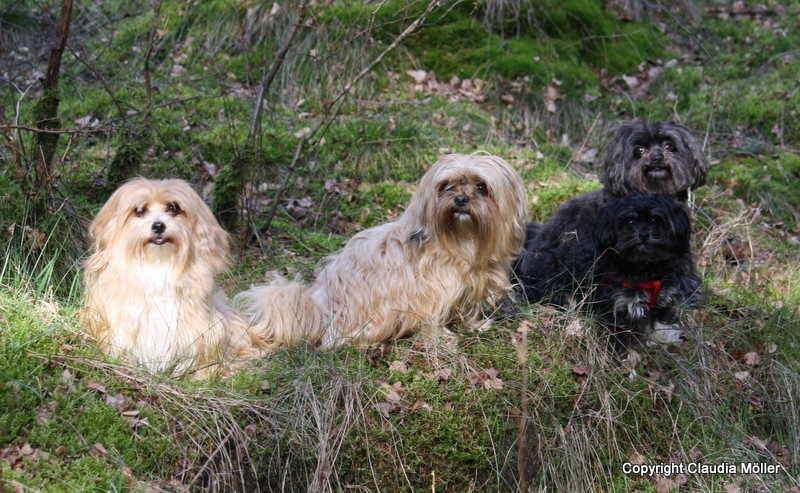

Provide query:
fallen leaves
left=743, top=351, right=760, bottom=366
left=1, top=443, right=50, bottom=471
left=403, top=69, right=486, bottom=103
left=474, top=368, right=504, bottom=390
left=374, top=359, right=505, bottom=418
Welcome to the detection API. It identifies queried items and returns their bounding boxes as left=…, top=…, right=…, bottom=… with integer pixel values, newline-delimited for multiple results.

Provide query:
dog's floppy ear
left=592, top=199, right=620, bottom=250
left=170, top=180, right=231, bottom=274
left=601, top=123, right=638, bottom=196
left=401, top=156, right=440, bottom=246
left=661, top=195, right=692, bottom=249
left=666, top=121, right=709, bottom=190
left=85, top=179, right=144, bottom=271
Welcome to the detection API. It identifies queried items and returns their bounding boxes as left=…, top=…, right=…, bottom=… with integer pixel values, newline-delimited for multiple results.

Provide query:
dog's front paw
left=626, top=300, right=648, bottom=320
left=647, top=321, right=683, bottom=344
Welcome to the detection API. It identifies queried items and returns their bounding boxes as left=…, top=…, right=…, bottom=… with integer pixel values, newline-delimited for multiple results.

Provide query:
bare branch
left=31, top=0, right=74, bottom=189
left=2, top=124, right=113, bottom=135
left=259, top=0, right=445, bottom=235
left=143, top=0, right=164, bottom=118
left=247, top=0, right=310, bottom=142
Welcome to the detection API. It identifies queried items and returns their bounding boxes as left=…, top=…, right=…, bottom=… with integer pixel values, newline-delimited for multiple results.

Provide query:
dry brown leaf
left=572, top=363, right=591, bottom=376
left=410, top=399, right=432, bottom=412
left=85, top=381, right=107, bottom=393
left=90, top=443, right=107, bottom=457
left=734, top=371, right=750, bottom=381
left=743, top=351, right=760, bottom=366
left=626, top=450, right=646, bottom=465
left=406, top=69, right=428, bottom=83
left=565, top=319, right=585, bottom=338
left=425, top=368, right=452, bottom=382
left=483, top=377, right=503, bottom=390
left=654, top=475, right=679, bottom=493
left=375, top=402, right=394, bottom=418
left=723, top=483, right=742, bottom=493
left=388, top=361, right=409, bottom=373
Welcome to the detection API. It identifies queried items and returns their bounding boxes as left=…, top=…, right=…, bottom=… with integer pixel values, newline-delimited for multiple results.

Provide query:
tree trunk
left=212, top=0, right=308, bottom=234
left=31, top=0, right=74, bottom=191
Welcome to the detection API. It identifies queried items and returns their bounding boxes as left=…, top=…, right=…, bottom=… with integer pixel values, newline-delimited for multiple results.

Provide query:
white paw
left=647, top=322, right=683, bottom=344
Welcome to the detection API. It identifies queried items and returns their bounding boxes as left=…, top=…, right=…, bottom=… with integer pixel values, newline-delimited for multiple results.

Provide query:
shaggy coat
left=83, top=179, right=261, bottom=377
left=520, top=121, right=707, bottom=254
left=237, top=153, right=529, bottom=348
left=516, top=194, right=703, bottom=353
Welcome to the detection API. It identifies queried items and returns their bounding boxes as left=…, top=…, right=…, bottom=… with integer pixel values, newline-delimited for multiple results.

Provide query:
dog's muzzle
left=452, top=195, right=471, bottom=217
left=643, top=153, right=671, bottom=176
left=150, top=221, right=170, bottom=245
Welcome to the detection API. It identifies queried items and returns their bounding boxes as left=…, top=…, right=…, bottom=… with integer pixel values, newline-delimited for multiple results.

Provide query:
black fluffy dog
left=516, top=194, right=703, bottom=353
left=521, top=121, right=708, bottom=254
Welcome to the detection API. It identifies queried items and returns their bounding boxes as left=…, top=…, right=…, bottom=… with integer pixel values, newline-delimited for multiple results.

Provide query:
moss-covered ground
left=1, top=1, right=798, bottom=491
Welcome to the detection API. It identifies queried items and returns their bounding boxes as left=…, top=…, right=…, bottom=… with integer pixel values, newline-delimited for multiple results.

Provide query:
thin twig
left=248, top=0, right=310, bottom=142
left=515, top=325, right=530, bottom=492
left=67, top=45, right=131, bottom=121
left=189, top=429, right=237, bottom=486
left=1, top=124, right=119, bottom=135
left=143, top=0, right=164, bottom=119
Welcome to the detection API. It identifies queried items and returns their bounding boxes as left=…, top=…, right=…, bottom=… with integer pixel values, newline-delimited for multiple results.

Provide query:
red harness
left=619, top=279, right=663, bottom=310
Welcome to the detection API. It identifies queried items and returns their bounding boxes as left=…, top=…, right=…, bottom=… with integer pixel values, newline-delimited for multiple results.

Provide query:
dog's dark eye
left=439, top=182, right=451, bottom=194
left=476, top=182, right=488, bottom=196
left=166, top=202, right=182, bottom=215
left=633, top=146, right=646, bottom=158
left=663, top=141, right=676, bottom=152
left=134, top=206, right=147, bottom=218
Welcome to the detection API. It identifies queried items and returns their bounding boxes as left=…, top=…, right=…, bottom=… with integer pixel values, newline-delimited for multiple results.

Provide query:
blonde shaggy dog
left=236, top=153, right=528, bottom=349
left=83, top=178, right=262, bottom=377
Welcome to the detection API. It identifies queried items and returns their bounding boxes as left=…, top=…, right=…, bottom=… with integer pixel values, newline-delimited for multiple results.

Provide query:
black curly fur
left=518, top=121, right=708, bottom=255
left=516, top=194, right=703, bottom=355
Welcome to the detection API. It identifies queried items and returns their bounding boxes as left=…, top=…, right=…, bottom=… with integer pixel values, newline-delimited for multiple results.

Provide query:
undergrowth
left=2, top=0, right=799, bottom=491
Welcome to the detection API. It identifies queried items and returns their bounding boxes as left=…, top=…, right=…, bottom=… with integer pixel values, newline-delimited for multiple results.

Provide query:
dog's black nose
left=152, top=221, right=166, bottom=235
left=454, top=195, right=470, bottom=208
left=651, top=150, right=664, bottom=163
left=638, top=231, right=649, bottom=241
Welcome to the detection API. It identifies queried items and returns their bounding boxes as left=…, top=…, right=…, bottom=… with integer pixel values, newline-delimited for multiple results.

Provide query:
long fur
left=82, top=178, right=264, bottom=377
left=522, top=121, right=707, bottom=254
left=514, top=121, right=708, bottom=293
left=518, top=193, right=703, bottom=354
left=236, top=153, right=528, bottom=349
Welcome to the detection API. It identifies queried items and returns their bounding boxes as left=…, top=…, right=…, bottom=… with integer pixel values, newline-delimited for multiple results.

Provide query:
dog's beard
left=602, top=122, right=707, bottom=199
left=432, top=189, right=495, bottom=261
left=123, top=218, right=190, bottom=267
left=625, top=151, right=690, bottom=197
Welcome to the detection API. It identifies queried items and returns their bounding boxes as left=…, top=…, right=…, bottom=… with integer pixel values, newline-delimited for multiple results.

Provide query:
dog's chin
left=643, top=166, right=671, bottom=180
left=149, top=236, right=172, bottom=246
left=141, top=235, right=180, bottom=261
left=446, top=207, right=488, bottom=234
left=452, top=209, right=472, bottom=222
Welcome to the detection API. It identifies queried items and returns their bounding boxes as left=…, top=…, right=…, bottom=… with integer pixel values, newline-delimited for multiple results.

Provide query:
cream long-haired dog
left=236, top=153, right=528, bottom=349
left=83, top=178, right=262, bottom=377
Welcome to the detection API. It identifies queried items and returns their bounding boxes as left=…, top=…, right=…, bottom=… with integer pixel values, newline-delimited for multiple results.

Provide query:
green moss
left=709, top=153, right=800, bottom=229
left=0, top=289, right=181, bottom=482
left=2, top=455, right=130, bottom=492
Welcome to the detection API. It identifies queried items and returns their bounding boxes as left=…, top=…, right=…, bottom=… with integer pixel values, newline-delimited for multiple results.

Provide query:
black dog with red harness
left=515, top=193, right=703, bottom=355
